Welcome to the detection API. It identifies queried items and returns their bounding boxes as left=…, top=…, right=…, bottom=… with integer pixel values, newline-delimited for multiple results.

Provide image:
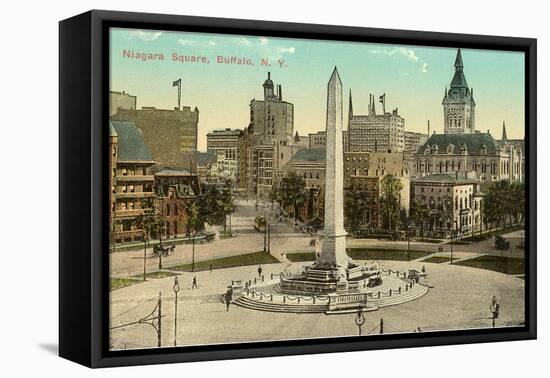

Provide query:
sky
left=110, top=28, right=525, bottom=151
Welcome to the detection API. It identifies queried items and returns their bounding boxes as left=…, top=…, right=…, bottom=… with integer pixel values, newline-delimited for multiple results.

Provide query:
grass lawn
left=171, top=251, right=279, bottom=272
left=455, top=255, right=525, bottom=275
left=136, top=271, right=177, bottom=280
left=286, top=252, right=316, bottom=262
left=348, top=248, right=431, bottom=261
left=285, top=248, right=431, bottom=262
left=110, top=278, right=142, bottom=291
left=423, top=256, right=453, bottom=263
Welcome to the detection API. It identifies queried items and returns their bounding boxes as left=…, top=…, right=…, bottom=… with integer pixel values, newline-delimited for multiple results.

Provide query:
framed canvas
left=59, top=10, right=537, bottom=368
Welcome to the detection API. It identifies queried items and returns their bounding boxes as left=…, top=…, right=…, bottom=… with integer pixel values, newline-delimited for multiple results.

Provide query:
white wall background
left=0, top=0, right=546, bottom=375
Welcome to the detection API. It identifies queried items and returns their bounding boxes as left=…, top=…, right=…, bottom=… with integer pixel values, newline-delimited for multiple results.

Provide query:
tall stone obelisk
left=318, top=67, right=352, bottom=270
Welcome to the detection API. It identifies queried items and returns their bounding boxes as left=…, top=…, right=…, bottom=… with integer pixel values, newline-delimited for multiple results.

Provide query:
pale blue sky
left=110, top=28, right=525, bottom=151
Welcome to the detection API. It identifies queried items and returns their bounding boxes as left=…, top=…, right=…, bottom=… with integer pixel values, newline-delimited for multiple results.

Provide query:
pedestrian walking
left=192, top=276, right=198, bottom=289
left=225, top=286, right=233, bottom=311
left=258, top=265, right=263, bottom=278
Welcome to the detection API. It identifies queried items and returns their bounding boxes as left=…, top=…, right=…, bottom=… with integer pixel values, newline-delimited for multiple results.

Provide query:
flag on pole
left=173, top=78, right=182, bottom=110
left=379, top=93, right=386, bottom=114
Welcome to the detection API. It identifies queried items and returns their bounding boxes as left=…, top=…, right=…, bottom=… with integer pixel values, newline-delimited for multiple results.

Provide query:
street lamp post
left=158, top=187, right=165, bottom=270
left=407, top=222, right=414, bottom=261
left=192, top=230, right=196, bottom=273
left=143, top=233, right=147, bottom=281
left=173, top=277, right=180, bottom=346
left=264, top=203, right=268, bottom=253
left=355, top=307, right=366, bottom=336
left=489, top=294, right=500, bottom=328
left=450, top=220, right=457, bottom=265
left=267, top=222, right=271, bottom=254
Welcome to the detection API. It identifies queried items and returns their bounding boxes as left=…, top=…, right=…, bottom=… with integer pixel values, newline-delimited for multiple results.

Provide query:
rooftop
left=293, top=148, right=326, bottom=162
left=413, top=173, right=476, bottom=185
left=110, top=120, right=154, bottom=162
left=419, top=133, right=499, bottom=155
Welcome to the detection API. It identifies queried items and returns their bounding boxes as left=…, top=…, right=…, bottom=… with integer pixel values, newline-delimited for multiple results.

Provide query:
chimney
left=278, top=84, right=283, bottom=100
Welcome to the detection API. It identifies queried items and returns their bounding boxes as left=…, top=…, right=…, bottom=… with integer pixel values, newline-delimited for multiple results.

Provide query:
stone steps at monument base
left=234, top=296, right=328, bottom=313
left=235, top=284, right=429, bottom=314
left=369, top=285, right=429, bottom=308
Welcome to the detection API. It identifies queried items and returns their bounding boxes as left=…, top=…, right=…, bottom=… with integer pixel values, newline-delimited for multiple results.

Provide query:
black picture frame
left=59, top=9, right=537, bottom=368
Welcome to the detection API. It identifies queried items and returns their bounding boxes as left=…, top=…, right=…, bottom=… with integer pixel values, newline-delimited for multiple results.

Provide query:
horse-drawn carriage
left=495, top=235, right=510, bottom=250
left=153, top=243, right=175, bottom=257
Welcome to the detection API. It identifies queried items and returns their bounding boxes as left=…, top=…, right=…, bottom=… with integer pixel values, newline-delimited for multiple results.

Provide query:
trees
left=344, top=185, right=366, bottom=236
left=279, top=171, right=308, bottom=228
left=194, top=181, right=236, bottom=234
left=137, top=196, right=162, bottom=269
left=219, top=179, right=236, bottom=234
left=483, top=180, right=525, bottom=229
left=380, top=175, right=403, bottom=231
left=510, top=182, right=525, bottom=223
left=202, top=184, right=225, bottom=226
left=410, top=201, right=430, bottom=236
left=269, top=184, right=280, bottom=209
left=137, top=197, right=159, bottom=242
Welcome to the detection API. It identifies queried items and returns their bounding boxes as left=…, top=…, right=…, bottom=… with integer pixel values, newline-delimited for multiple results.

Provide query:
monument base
left=279, top=259, right=382, bottom=295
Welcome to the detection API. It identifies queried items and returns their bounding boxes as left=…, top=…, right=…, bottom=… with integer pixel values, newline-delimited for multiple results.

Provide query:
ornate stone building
left=154, top=169, right=201, bottom=238
left=109, top=120, right=156, bottom=243
left=413, top=131, right=523, bottom=183
left=411, top=173, right=483, bottom=237
left=249, top=72, right=294, bottom=144
left=414, top=48, right=523, bottom=183
left=443, top=49, right=476, bottom=134
left=237, top=72, right=297, bottom=198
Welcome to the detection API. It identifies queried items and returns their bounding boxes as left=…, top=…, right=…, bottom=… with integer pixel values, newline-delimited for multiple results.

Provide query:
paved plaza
left=109, top=260, right=525, bottom=350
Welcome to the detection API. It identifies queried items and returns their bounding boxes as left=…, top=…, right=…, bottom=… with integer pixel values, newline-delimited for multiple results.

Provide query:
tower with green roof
left=442, top=49, right=476, bottom=134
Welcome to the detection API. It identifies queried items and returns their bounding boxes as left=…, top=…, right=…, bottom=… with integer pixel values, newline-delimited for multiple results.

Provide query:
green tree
left=344, top=185, right=366, bottom=236
left=380, top=175, right=403, bottom=231
left=137, top=196, right=162, bottom=271
left=201, top=184, right=225, bottom=226
left=410, top=201, right=430, bottom=236
left=219, top=179, right=236, bottom=234
left=279, top=171, right=308, bottom=228
left=184, top=199, right=204, bottom=235
left=269, top=184, right=280, bottom=209
left=483, top=180, right=514, bottom=229
left=183, top=198, right=204, bottom=273
left=510, top=181, right=525, bottom=223
left=137, top=197, right=159, bottom=243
